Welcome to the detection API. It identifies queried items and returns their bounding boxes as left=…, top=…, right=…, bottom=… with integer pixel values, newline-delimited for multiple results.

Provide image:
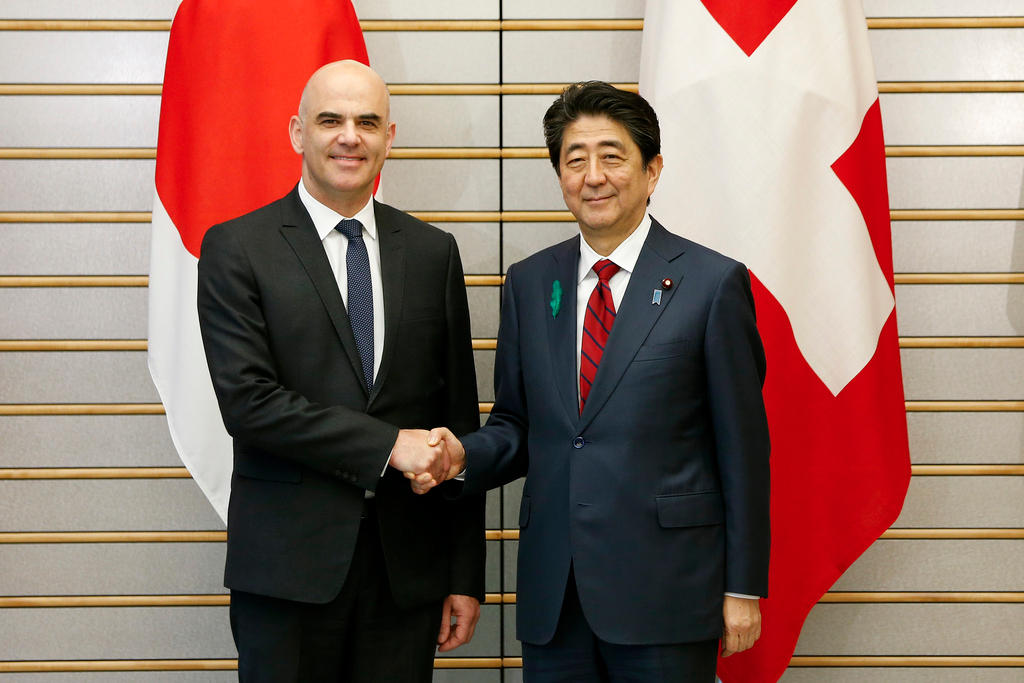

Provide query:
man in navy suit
left=422, top=81, right=770, bottom=681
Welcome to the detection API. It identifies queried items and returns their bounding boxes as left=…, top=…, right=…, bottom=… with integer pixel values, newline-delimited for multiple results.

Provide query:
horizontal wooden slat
left=4, top=273, right=1024, bottom=287
left=899, top=337, right=1024, bottom=348
left=895, top=273, right=1024, bottom=285
left=4, top=591, right=1021, bottom=609
left=1, top=18, right=1022, bottom=31
left=4, top=209, right=1023, bottom=223
left=0, top=531, right=225, bottom=543
left=905, top=401, right=1024, bottom=412
left=789, top=656, right=1024, bottom=667
left=819, top=592, right=1024, bottom=603
left=3, top=145, right=1021, bottom=160
left=0, top=464, right=1016, bottom=482
left=3, top=337, right=1020, bottom=352
left=1, top=82, right=1022, bottom=97
left=0, top=401, right=1017, bottom=417
left=0, top=658, right=506, bottom=673
left=881, top=529, right=1024, bottom=539
left=911, top=465, right=1024, bottom=475
left=0, top=467, right=191, bottom=480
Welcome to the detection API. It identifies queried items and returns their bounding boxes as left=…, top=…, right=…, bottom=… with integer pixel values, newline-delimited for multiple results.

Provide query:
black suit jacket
left=197, top=186, right=484, bottom=606
left=461, top=220, right=769, bottom=645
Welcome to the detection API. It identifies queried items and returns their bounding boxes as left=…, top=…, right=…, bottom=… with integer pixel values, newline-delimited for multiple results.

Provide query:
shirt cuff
left=724, top=592, right=760, bottom=600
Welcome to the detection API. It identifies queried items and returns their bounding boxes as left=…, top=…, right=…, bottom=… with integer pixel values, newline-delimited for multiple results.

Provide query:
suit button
left=572, top=437, right=585, bottom=449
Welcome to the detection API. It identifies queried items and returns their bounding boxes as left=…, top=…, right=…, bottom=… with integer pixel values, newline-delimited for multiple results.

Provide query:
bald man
left=197, top=61, right=485, bottom=682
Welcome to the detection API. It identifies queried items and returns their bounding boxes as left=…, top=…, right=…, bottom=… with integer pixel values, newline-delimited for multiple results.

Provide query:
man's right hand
left=389, top=429, right=450, bottom=488
left=407, top=427, right=465, bottom=495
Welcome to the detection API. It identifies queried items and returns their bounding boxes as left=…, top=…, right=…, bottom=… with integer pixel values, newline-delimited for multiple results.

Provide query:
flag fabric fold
left=148, top=0, right=369, bottom=522
left=640, top=1, right=911, bottom=679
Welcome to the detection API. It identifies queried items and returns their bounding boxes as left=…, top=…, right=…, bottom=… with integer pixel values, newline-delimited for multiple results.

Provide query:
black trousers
left=522, top=567, right=718, bottom=683
left=230, top=507, right=444, bottom=682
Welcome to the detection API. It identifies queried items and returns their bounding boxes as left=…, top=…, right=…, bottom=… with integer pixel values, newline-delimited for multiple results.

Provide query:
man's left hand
left=721, top=595, right=761, bottom=657
left=437, top=594, right=480, bottom=652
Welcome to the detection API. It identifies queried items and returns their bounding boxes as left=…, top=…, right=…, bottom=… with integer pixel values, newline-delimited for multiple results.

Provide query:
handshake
left=388, top=427, right=465, bottom=494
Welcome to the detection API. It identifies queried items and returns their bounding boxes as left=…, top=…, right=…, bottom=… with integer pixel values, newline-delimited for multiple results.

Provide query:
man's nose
left=584, top=159, right=606, bottom=185
left=335, top=120, right=359, bottom=144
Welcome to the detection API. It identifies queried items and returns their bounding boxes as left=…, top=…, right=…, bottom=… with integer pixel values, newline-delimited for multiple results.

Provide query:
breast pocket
left=633, top=338, right=694, bottom=362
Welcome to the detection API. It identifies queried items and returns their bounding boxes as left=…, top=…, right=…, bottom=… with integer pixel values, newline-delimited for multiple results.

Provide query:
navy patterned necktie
left=336, top=219, right=374, bottom=391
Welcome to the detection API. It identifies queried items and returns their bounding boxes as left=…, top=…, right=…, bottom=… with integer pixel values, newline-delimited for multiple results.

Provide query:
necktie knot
left=336, top=218, right=363, bottom=240
left=593, top=259, right=620, bottom=284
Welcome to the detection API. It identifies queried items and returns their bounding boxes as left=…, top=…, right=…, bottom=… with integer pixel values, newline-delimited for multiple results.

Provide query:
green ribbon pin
left=550, top=280, right=562, bottom=318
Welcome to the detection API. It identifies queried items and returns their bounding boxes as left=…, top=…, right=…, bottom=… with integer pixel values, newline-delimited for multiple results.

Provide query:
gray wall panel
left=0, top=479, right=224, bottom=531
left=0, top=159, right=155, bottom=211
left=384, top=159, right=500, bottom=211
left=0, top=415, right=178, bottom=468
left=354, top=0, right=498, bottom=20
left=467, top=286, right=500, bottom=338
left=895, top=285, right=1024, bottom=336
left=901, top=348, right=1024, bottom=400
left=0, top=32, right=169, bottom=83
left=0, top=95, right=161, bottom=147
left=503, top=0, right=643, bottom=19
left=365, top=32, right=499, bottom=84
left=0, top=351, right=158, bottom=403
left=502, top=222, right=579, bottom=269
left=502, top=95, right=551, bottom=147
left=907, top=413, right=1024, bottom=465
left=0, top=224, right=150, bottom=275
left=0, top=288, right=148, bottom=339
left=475, top=349, right=495, bottom=401
left=894, top=476, right=1024, bottom=528
left=880, top=94, right=1024, bottom=145
left=833, top=539, right=1024, bottom=591
left=391, top=95, right=500, bottom=147
left=864, top=0, right=1024, bottom=16
left=793, top=604, right=1024, bottom=655
left=442, top=222, right=500, bottom=274
left=502, top=159, right=564, bottom=210
left=0, top=542, right=226, bottom=595
left=503, top=32, right=641, bottom=83
left=892, top=222, right=1024, bottom=273
left=870, top=29, right=1024, bottom=81
left=886, top=157, right=1024, bottom=210
left=0, top=0, right=182, bottom=19
left=0, top=606, right=235, bottom=659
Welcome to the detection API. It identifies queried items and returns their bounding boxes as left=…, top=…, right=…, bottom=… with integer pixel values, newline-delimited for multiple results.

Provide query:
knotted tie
left=336, top=219, right=374, bottom=391
left=580, top=259, right=620, bottom=413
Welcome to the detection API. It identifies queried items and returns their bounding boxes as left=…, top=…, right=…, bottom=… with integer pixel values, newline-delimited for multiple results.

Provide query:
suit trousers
left=230, top=503, right=444, bottom=682
left=521, top=566, right=719, bottom=683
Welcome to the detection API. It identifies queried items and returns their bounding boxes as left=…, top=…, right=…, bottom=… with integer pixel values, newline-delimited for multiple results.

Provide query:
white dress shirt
left=298, top=180, right=385, bottom=382
left=574, top=214, right=756, bottom=601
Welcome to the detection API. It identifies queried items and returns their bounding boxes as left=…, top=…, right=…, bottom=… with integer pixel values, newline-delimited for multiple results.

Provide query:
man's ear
left=288, top=115, right=304, bottom=154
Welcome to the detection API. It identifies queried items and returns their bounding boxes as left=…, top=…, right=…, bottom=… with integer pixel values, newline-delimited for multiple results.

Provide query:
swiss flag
left=147, top=0, right=369, bottom=521
left=640, top=1, right=911, bottom=680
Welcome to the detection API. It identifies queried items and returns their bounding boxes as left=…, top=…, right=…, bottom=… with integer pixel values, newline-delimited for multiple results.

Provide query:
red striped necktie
left=580, top=259, right=620, bottom=413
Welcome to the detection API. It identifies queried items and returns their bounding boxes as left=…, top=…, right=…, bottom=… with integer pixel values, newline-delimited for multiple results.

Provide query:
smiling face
left=289, top=60, right=395, bottom=216
left=557, top=114, right=663, bottom=253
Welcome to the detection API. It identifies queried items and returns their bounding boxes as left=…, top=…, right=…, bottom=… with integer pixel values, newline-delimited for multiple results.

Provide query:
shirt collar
left=577, top=214, right=652, bottom=285
left=297, top=180, right=378, bottom=243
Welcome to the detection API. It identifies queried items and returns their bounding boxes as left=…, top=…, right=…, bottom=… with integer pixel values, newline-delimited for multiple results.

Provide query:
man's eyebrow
left=564, top=139, right=627, bottom=155
left=314, top=111, right=383, bottom=123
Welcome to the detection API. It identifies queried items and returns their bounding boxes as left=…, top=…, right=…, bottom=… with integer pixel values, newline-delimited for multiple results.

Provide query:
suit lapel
left=368, top=201, right=404, bottom=406
left=578, top=221, right=687, bottom=430
left=546, top=236, right=583, bottom=426
left=277, top=188, right=368, bottom=398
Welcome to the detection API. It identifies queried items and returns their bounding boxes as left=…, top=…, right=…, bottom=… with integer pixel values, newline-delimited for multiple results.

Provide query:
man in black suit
left=197, top=60, right=484, bottom=682
left=424, top=82, right=770, bottom=681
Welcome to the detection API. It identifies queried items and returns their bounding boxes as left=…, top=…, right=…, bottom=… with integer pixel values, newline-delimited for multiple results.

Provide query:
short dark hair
left=542, top=81, right=661, bottom=174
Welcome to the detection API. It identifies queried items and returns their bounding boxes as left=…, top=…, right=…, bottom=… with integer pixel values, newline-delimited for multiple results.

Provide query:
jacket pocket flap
left=656, top=491, right=723, bottom=528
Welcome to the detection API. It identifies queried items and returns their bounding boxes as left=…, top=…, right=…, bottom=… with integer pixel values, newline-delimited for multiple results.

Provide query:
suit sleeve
left=704, top=262, right=771, bottom=597
left=460, top=263, right=530, bottom=495
left=197, top=223, right=397, bottom=490
left=437, top=233, right=487, bottom=599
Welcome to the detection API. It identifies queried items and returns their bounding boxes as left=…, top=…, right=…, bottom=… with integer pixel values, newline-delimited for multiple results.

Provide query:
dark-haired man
left=426, top=81, right=770, bottom=681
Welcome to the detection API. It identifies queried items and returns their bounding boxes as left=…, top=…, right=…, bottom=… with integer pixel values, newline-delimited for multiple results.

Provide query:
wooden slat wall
left=0, top=0, right=1021, bottom=680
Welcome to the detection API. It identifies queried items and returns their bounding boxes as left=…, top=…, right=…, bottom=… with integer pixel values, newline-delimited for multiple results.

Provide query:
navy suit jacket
left=461, top=219, right=770, bottom=645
